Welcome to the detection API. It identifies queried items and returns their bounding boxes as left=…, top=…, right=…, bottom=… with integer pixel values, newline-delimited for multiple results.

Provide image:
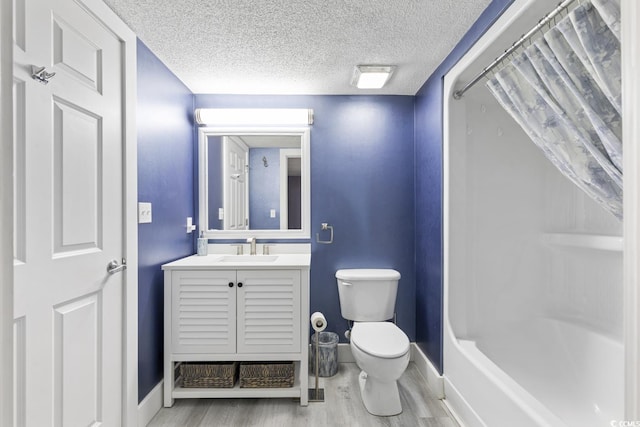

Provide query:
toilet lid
left=351, top=322, right=409, bottom=359
left=335, top=269, right=401, bottom=281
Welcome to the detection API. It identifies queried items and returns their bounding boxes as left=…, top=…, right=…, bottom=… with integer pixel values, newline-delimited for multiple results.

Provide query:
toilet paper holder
left=316, top=223, right=333, bottom=244
left=309, top=312, right=326, bottom=402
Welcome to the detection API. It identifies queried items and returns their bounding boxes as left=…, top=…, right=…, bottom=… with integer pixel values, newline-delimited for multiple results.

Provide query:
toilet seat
left=351, top=322, right=409, bottom=359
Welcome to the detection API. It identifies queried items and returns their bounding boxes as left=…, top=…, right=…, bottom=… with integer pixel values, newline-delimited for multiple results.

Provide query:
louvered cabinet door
left=236, top=270, right=301, bottom=354
left=171, top=270, right=237, bottom=353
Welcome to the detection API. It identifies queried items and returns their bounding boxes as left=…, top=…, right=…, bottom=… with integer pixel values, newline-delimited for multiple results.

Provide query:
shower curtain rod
left=453, top=0, right=578, bottom=100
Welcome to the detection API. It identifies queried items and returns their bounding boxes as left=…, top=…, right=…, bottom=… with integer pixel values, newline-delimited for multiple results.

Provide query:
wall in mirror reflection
left=206, top=135, right=302, bottom=231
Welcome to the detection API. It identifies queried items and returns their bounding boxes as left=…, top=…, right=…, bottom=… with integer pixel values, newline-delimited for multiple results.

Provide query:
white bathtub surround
left=487, top=0, right=622, bottom=219
left=622, top=0, right=640, bottom=418
left=443, top=0, right=633, bottom=425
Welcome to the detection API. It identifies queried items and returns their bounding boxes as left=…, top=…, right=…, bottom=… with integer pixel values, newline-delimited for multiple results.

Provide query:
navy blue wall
left=414, top=0, right=515, bottom=373
left=195, top=95, right=416, bottom=341
left=136, top=0, right=515, bottom=398
left=137, top=39, right=195, bottom=402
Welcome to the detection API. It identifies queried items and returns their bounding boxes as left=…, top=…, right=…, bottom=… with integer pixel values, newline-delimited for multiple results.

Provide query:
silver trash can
left=310, top=331, right=339, bottom=377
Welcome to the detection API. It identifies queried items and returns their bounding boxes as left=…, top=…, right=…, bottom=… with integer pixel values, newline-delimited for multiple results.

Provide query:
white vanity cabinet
left=170, top=269, right=301, bottom=355
left=162, top=254, right=310, bottom=407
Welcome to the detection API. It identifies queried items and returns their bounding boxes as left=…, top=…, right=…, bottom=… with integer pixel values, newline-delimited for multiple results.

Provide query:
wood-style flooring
left=148, top=362, right=459, bottom=427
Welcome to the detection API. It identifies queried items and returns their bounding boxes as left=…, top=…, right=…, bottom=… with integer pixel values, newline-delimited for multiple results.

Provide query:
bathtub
left=442, top=0, right=625, bottom=425
left=444, top=317, right=623, bottom=426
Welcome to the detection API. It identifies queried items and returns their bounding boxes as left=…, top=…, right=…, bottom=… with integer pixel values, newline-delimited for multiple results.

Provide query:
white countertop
left=162, top=253, right=311, bottom=270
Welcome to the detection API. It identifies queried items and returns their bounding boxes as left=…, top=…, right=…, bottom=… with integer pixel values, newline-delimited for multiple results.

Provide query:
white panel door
left=13, top=0, right=127, bottom=425
left=223, top=136, right=248, bottom=230
left=236, top=270, right=301, bottom=354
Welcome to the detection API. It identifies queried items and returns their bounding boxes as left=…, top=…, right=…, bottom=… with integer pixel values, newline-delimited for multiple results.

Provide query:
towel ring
left=316, top=223, right=333, bottom=244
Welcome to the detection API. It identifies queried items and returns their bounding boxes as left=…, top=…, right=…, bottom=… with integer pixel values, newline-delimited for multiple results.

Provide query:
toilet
left=335, top=269, right=410, bottom=416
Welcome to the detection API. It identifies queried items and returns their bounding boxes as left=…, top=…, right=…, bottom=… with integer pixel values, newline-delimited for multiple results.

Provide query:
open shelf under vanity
left=170, top=361, right=303, bottom=400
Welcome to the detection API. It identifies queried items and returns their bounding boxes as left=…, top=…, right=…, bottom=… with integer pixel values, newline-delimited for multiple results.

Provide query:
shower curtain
left=487, top=0, right=622, bottom=219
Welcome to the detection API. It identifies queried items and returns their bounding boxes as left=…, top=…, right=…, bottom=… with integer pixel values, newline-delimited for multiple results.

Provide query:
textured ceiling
left=103, top=0, right=492, bottom=95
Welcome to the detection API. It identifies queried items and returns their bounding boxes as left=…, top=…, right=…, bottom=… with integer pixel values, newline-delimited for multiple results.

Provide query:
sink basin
left=218, top=255, right=279, bottom=263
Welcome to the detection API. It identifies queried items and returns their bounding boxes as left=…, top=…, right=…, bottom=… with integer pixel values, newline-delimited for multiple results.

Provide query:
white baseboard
left=323, top=342, right=446, bottom=401
left=443, top=376, right=483, bottom=427
left=337, top=343, right=354, bottom=363
left=319, top=342, right=443, bottom=380
left=411, top=343, right=445, bottom=399
left=138, top=381, right=163, bottom=427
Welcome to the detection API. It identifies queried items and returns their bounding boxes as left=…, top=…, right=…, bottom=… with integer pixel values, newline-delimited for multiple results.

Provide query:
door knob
left=107, top=258, right=127, bottom=274
left=31, top=65, right=56, bottom=85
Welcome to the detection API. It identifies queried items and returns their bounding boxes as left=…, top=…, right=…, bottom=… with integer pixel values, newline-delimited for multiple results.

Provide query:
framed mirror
left=198, top=126, right=311, bottom=239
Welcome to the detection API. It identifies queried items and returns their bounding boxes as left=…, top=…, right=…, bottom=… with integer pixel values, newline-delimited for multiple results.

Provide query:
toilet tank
left=336, top=269, right=401, bottom=321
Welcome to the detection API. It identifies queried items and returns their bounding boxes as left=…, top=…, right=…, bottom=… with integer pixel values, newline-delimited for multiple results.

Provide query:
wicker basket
left=180, top=362, right=238, bottom=388
left=239, top=362, right=294, bottom=388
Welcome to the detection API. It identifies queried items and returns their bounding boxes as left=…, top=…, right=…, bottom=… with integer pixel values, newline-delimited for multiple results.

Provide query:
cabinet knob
left=228, top=282, right=234, bottom=288
left=237, top=282, right=243, bottom=288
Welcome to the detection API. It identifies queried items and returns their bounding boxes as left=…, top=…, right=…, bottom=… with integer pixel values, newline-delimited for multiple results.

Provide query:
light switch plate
left=270, top=209, right=276, bottom=218
left=138, top=202, right=152, bottom=223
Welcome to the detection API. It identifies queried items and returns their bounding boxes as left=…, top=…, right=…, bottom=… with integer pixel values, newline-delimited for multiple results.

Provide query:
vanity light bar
left=195, top=108, right=314, bottom=126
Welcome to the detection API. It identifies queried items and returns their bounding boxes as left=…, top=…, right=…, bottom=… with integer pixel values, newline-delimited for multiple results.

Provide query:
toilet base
left=358, top=370, right=402, bottom=416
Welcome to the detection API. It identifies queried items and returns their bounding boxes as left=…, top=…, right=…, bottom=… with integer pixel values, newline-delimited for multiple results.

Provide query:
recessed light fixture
left=351, top=65, right=396, bottom=89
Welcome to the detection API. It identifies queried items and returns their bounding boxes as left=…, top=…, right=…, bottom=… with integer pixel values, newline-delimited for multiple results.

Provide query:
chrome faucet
left=247, top=237, right=256, bottom=255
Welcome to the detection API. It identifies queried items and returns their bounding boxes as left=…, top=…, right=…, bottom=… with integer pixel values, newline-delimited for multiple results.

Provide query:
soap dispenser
left=197, top=231, right=208, bottom=256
